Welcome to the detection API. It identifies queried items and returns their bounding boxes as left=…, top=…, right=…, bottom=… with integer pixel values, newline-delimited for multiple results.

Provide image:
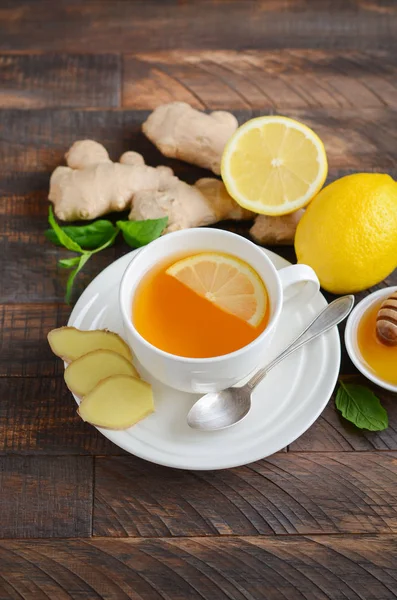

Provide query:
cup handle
left=278, top=264, right=320, bottom=304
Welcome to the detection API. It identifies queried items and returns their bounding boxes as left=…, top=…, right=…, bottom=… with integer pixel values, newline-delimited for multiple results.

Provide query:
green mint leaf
left=335, top=382, right=388, bottom=431
left=48, top=206, right=85, bottom=254
left=58, top=257, right=81, bottom=269
left=90, top=227, right=120, bottom=254
left=65, top=253, right=92, bottom=304
left=116, top=218, right=168, bottom=248
left=60, top=228, right=118, bottom=303
left=46, top=220, right=118, bottom=250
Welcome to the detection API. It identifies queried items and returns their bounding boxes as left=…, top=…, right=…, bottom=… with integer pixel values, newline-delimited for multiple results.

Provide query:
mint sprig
left=46, top=207, right=167, bottom=303
left=47, top=207, right=119, bottom=303
left=45, top=220, right=118, bottom=249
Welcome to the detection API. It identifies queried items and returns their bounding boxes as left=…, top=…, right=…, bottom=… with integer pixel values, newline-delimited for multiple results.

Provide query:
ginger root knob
left=142, top=102, right=238, bottom=175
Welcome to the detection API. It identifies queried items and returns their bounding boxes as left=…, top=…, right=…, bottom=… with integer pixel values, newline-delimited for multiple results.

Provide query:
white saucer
left=68, top=248, right=340, bottom=470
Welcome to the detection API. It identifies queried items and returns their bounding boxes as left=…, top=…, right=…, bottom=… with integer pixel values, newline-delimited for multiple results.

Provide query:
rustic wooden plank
left=0, top=233, right=123, bottom=303
left=0, top=108, right=395, bottom=182
left=123, top=49, right=397, bottom=109
left=0, top=109, right=208, bottom=183
left=280, top=108, right=397, bottom=173
left=0, top=536, right=395, bottom=599
left=0, top=187, right=129, bottom=304
left=93, top=453, right=397, bottom=537
left=1, top=219, right=395, bottom=304
left=0, top=304, right=70, bottom=377
left=0, top=189, right=48, bottom=223
left=0, top=377, right=126, bottom=455
left=290, top=380, right=397, bottom=451
left=1, top=209, right=395, bottom=308
left=2, top=218, right=395, bottom=305
left=0, top=54, right=121, bottom=108
left=0, top=456, right=93, bottom=538
left=0, top=0, right=395, bottom=52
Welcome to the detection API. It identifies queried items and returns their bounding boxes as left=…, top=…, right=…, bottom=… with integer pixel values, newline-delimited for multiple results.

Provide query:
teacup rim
left=119, top=228, right=283, bottom=365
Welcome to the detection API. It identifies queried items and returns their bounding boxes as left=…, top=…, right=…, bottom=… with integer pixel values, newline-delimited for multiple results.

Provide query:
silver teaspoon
left=187, top=294, right=354, bottom=431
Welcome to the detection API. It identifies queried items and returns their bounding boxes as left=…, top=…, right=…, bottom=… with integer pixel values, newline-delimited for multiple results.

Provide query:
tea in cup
left=119, top=228, right=319, bottom=393
left=133, top=251, right=270, bottom=359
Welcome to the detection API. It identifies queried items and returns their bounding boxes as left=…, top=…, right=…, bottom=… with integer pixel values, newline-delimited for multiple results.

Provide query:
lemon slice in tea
left=166, top=252, right=267, bottom=326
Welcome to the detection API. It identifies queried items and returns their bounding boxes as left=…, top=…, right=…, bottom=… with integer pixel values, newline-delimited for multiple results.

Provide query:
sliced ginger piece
left=78, top=375, right=154, bottom=430
left=48, top=327, right=132, bottom=363
left=64, top=350, right=139, bottom=398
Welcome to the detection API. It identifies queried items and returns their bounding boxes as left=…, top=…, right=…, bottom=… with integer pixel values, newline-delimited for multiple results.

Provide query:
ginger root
left=142, top=102, right=238, bottom=175
left=250, top=210, right=305, bottom=245
left=49, top=139, right=252, bottom=230
left=49, top=140, right=176, bottom=221
left=131, top=178, right=253, bottom=233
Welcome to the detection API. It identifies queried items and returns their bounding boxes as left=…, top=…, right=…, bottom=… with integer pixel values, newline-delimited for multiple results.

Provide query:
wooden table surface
left=1, top=1, right=397, bottom=598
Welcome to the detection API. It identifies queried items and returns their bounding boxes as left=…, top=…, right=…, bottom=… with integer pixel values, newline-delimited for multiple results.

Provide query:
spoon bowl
left=187, top=387, right=251, bottom=430
left=187, top=295, right=354, bottom=431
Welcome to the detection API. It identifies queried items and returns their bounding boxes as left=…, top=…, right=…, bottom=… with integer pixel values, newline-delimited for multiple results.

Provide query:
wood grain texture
left=0, top=0, right=396, bottom=577
left=0, top=184, right=125, bottom=305
left=0, top=53, right=121, bottom=108
left=3, top=223, right=394, bottom=305
left=0, top=536, right=396, bottom=599
left=94, top=453, right=397, bottom=537
left=0, top=456, right=93, bottom=538
left=0, top=377, right=126, bottom=455
left=0, top=235, right=122, bottom=303
left=1, top=108, right=395, bottom=184
left=123, top=49, right=397, bottom=109
left=290, top=383, right=397, bottom=451
left=0, top=109, right=208, bottom=184
left=1, top=221, right=395, bottom=305
left=0, top=0, right=396, bottom=52
left=0, top=304, right=70, bottom=376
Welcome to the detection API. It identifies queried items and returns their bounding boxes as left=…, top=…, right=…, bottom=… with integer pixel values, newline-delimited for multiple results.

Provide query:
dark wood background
left=1, top=1, right=397, bottom=598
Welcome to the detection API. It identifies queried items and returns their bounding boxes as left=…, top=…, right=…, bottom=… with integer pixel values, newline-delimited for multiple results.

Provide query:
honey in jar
left=356, top=297, right=397, bottom=386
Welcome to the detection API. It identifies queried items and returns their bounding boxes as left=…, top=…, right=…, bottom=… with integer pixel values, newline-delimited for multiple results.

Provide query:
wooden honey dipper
left=376, top=291, right=397, bottom=346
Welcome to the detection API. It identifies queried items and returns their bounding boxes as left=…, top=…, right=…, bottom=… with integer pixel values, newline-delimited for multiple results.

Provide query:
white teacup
left=119, top=228, right=319, bottom=393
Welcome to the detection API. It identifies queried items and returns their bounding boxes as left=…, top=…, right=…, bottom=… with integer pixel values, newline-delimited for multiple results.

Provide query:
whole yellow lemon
left=295, top=173, right=397, bottom=293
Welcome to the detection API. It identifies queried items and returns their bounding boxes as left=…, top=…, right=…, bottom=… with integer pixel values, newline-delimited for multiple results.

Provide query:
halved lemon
left=221, top=115, right=328, bottom=216
left=166, top=252, right=267, bottom=326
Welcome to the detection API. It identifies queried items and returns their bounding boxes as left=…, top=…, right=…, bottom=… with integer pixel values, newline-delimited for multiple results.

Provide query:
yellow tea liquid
left=133, top=255, right=269, bottom=358
left=356, top=299, right=397, bottom=385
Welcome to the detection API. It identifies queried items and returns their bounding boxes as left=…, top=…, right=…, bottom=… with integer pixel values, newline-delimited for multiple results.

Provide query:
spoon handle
left=246, top=295, right=354, bottom=390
